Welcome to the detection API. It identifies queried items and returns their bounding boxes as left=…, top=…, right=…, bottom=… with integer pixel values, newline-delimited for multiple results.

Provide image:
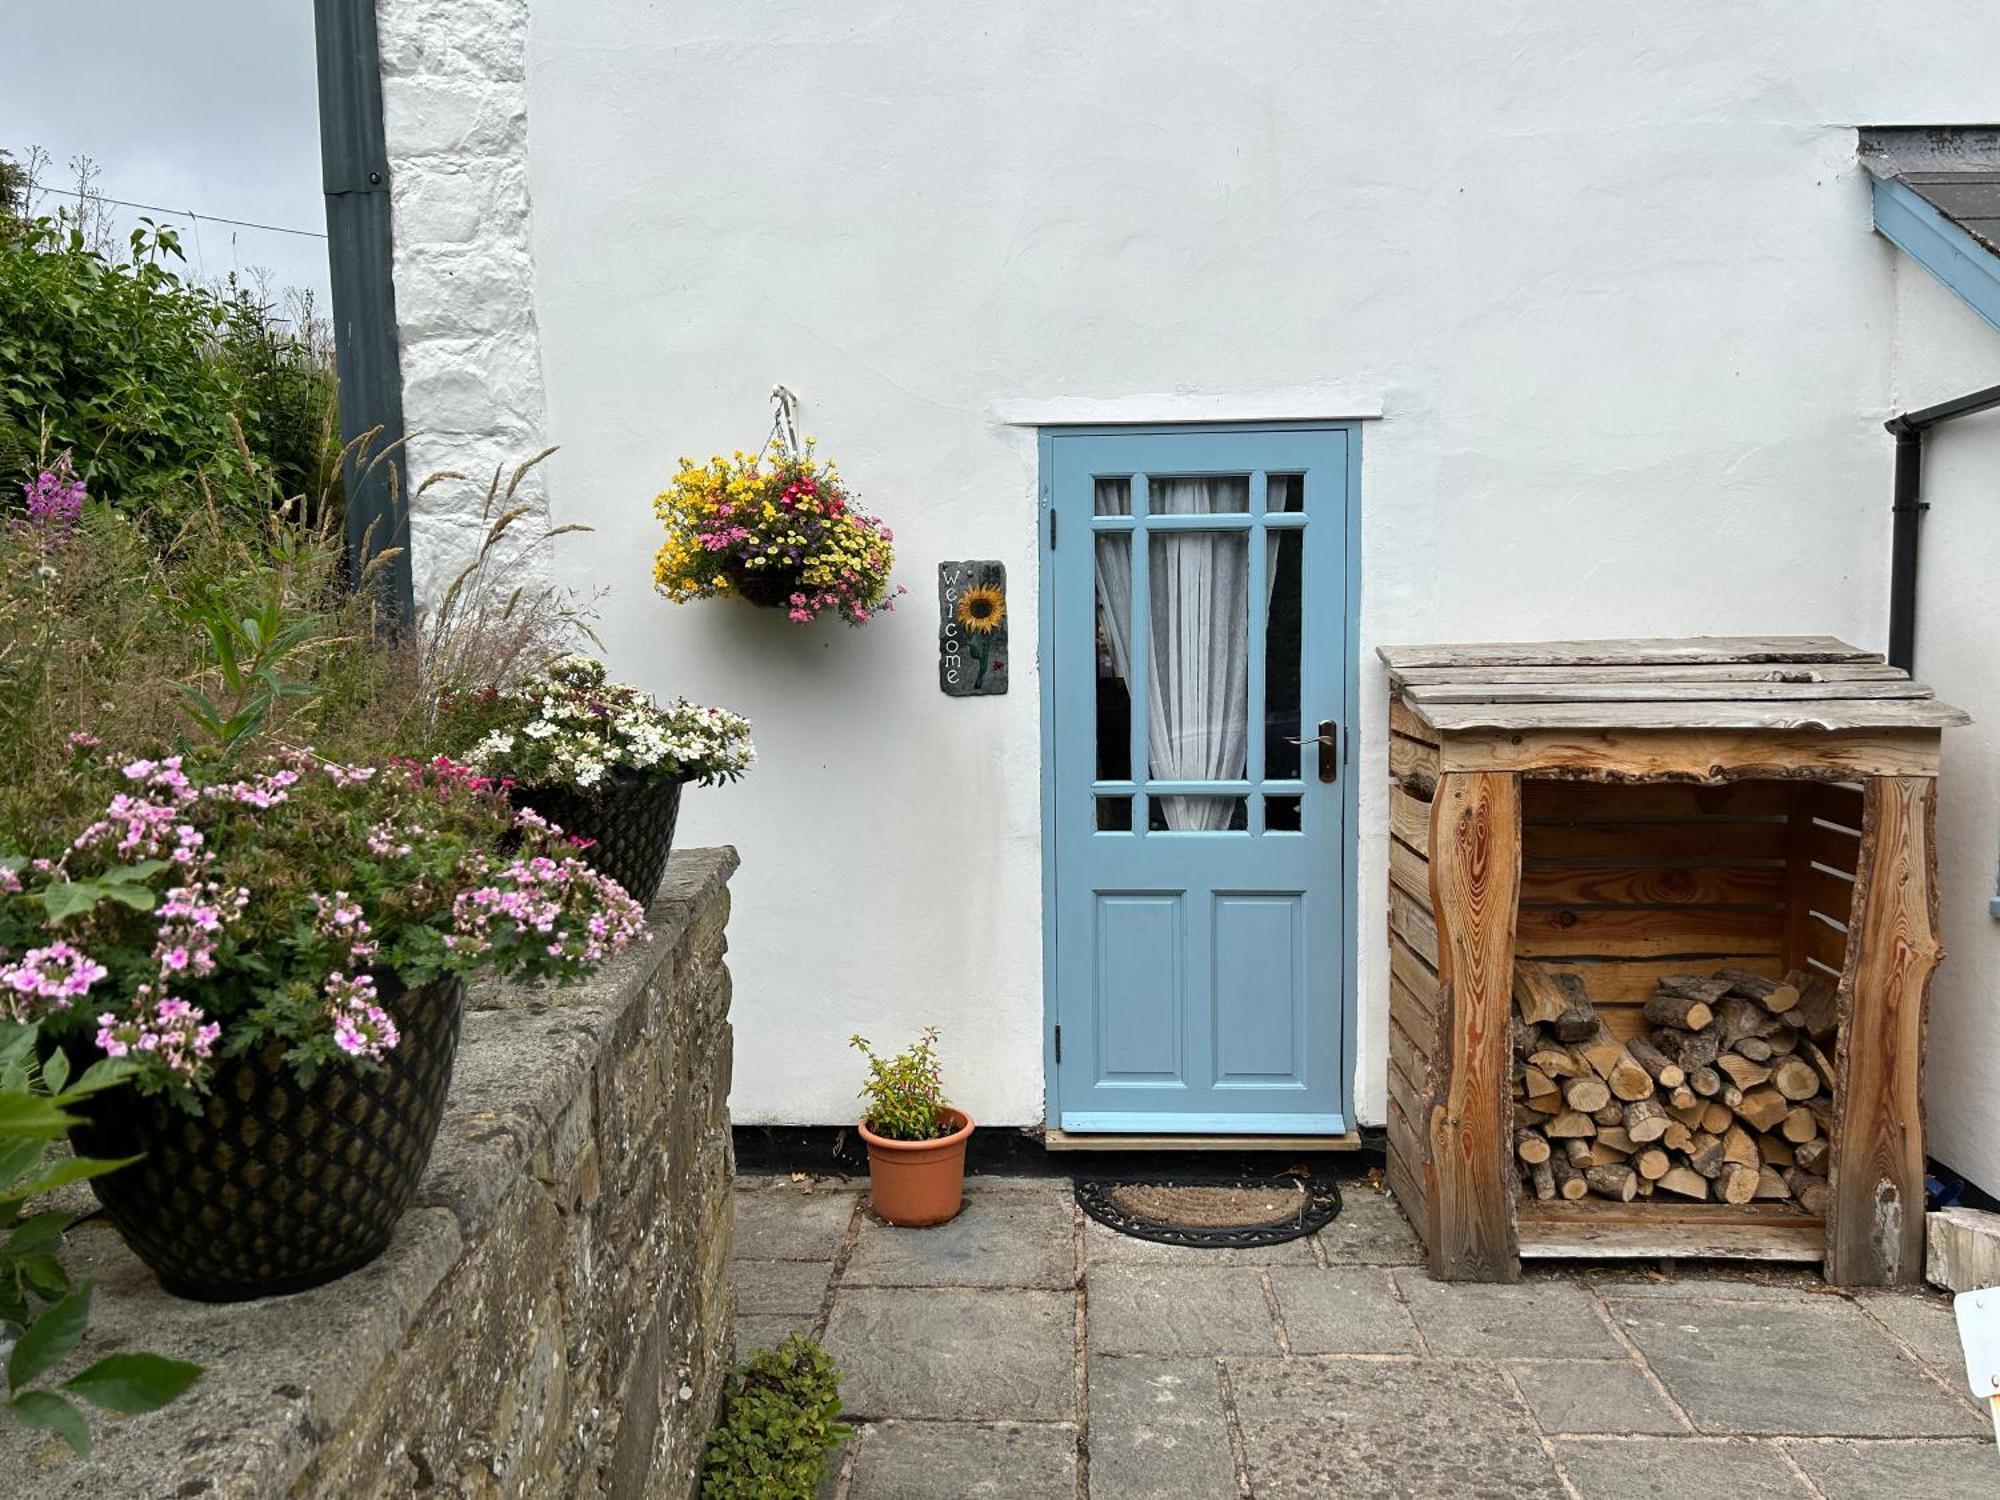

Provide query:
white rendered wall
left=1890, top=264, right=2000, bottom=1196
left=382, top=1, right=2000, bottom=1130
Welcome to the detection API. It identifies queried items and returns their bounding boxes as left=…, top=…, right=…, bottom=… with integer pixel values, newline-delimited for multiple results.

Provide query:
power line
left=32, top=184, right=327, bottom=241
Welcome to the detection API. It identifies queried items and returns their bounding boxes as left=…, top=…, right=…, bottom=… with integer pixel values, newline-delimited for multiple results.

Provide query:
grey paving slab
left=736, top=1312, right=818, bottom=1357
left=1087, top=1265, right=1282, bottom=1356
left=1507, top=1360, right=1686, bottom=1436
left=1591, top=1273, right=1828, bottom=1303
left=845, top=1189, right=1074, bottom=1289
left=1316, top=1184, right=1425, bottom=1266
left=1555, top=1438, right=1810, bottom=1499
left=1081, top=1215, right=1317, bottom=1266
left=734, top=1184, right=858, bottom=1261
left=1853, top=1288, right=1969, bottom=1373
left=823, top=1287, right=1076, bottom=1421
left=845, top=1419, right=1076, bottom=1500
left=733, top=1258, right=831, bottom=1316
left=1086, top=1355, right=1239, bottom=1500
left=1785, top=1438, right=2000, bottom=1499
left=1611, top=1299, right=1987, bottom=1437
left=1224, top=1355, right=1566, bottom=1500
left=1395, top=1270, right=1625, bottom=1359
left=1267, top=1267, right=1422, bottom=1354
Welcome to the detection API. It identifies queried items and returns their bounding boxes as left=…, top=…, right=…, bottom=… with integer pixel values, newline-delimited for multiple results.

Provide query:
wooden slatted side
left=1385, top=779, right=1437, bottom=1236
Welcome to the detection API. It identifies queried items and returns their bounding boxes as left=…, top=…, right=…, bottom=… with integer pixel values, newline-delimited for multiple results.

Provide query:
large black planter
left=511, top=770, right=687, bottom=905
left=66, top=974, right=464, bottom=1303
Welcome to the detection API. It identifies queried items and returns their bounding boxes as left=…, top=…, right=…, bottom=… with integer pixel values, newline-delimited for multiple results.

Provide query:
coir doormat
left=1075, top=1174, right=1342, bottom=1248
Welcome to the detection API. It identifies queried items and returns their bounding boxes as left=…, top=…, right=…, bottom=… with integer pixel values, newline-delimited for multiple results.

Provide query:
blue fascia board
left=1871, top=171, right=2000, bottom=337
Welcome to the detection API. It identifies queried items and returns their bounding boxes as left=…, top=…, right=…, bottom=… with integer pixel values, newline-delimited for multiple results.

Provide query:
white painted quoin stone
left=375, top=1, right=2000, bottom=1186
left=377, top=0, right=553, bottom=604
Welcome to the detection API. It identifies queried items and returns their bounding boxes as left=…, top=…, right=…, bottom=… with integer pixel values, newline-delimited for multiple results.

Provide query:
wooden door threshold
left=1044, top=1128, right=1362, bottom=1153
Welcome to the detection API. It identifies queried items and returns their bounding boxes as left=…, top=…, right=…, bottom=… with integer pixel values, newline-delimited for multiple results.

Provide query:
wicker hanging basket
left=724, top=558, right=806, bottom=609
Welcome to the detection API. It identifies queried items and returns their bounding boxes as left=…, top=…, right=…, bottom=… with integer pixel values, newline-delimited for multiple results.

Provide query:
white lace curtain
left=1094, top=476, right=1255, bottom=831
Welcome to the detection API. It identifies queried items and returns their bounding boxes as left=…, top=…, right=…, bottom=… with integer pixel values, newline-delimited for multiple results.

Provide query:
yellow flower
left=956, top=584, right=1005, bottom=634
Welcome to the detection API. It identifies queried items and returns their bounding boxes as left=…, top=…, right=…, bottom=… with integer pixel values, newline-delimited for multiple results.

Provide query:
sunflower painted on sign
left=956, top=583, right=1006, bottom=635
left=938, top=561, right=1008, bottom=696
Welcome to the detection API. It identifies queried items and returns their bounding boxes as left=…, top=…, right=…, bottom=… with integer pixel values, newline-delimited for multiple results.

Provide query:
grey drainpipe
left=1881, top=379, right=2000, bottom=916
left=314, top=0, right=415, bottom=623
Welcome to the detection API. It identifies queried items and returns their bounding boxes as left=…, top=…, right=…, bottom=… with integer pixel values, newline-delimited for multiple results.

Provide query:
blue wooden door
left=1045, top=425, right=1353, bottom=1134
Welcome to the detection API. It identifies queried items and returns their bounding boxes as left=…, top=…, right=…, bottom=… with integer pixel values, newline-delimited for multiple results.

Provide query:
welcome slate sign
left=938, top=561, right=1008, bottom=696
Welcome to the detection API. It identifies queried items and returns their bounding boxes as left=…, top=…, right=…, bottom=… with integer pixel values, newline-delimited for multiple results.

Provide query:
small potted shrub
left=0, top=748, right=645, bottom=1301
left=848, top=1028, right=972, bottom=1227
left=450, top=655, right=755, bottom=906
left=652, top=445, right=905, bottom=624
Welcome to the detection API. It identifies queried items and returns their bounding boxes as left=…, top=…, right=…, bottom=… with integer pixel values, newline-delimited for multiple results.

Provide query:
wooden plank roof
left=1381, top=636, right=1970, bottom=735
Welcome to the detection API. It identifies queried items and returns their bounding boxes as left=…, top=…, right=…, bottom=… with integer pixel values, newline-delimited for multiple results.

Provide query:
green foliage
left=0, top=210, right=336, bottom=534
left=702, top=1335, right=850, bottom=1500
left=0, top=1022, right=201, bottom=1455
left=848, top=1027, right=951, bottom=1142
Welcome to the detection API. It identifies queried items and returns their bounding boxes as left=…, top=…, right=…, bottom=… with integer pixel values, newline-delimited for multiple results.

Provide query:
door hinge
left=1049, top=508, right=1058, bottom=549
left=1053, top=1024, right=1062, bottom=1064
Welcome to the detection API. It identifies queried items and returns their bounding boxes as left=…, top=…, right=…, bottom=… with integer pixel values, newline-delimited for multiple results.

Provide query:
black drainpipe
left=313, top=0, right=415, bottom=624
left=1882, top=378, right=2000, bottom=673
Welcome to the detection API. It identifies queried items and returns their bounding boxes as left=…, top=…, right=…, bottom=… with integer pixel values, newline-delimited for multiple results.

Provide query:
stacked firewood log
left=1510, top=961, right=1838, bottom=1210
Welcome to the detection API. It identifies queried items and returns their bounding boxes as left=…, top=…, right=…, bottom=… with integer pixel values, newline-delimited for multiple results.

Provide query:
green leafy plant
left=701, top=1335, right=850, bottom=1500
left=0, top=201, right=336, bottom=534
left=0, top=1021, right=201, bottom=1454
left=848, top=1027, right=951, bottom=1141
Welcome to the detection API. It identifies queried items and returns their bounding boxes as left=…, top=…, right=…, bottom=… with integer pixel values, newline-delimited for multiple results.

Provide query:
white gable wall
left=1890, top=263, right=2000, bottom=1196
left=379, top=0, right=2000, bottom=1144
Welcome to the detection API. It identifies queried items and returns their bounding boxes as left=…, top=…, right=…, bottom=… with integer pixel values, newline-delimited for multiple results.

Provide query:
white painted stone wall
left=376, top=0, right=553, bottom=602
left=1889, top=263, right=2000, bottom=1196
left=379, top=0, right=2000, bottom=1146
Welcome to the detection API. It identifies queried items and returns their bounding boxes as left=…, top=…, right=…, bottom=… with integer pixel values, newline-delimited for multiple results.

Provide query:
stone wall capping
left=0, top=847, right=740, bottom=1498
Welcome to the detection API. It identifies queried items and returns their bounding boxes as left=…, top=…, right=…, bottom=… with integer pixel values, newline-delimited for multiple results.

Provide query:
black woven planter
left=726, top=559, right=805, bottom=608
left=511, top=771, right=686, bottom=905
left=65, top=974, right=464, bottom=1303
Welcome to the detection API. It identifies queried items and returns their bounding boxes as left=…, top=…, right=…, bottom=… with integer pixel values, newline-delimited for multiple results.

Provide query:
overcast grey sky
left=2, top=3, right=330, bottom=307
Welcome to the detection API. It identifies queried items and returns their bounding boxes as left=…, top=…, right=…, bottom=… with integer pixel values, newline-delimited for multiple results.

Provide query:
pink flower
left=2, top=942, right=109, bottom=1016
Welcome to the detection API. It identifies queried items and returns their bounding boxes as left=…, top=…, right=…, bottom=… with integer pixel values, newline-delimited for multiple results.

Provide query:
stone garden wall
left=3, top=848, right=739, bottom=1499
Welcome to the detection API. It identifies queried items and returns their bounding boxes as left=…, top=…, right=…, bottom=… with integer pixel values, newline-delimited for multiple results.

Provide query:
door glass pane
left=1265, top=794, right=1302, bottom=832
left=1094, top=534, right=1132, bottom=782
left=1149, top=796, right=1247, bottom=830
left=1146, top=527, right=1249, bottom=829
left=1094, top=476, right=1132, bottom=516
left=1096, top=796, right=1134, bottom=831
left=1266, top=488, right=1304, bottom=779
left=1151, top=474, right=1248, bottom=513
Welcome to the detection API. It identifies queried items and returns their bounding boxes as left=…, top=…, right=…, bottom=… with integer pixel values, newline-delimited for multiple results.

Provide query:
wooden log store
left=1380, top=636, right=1969, bottom=1286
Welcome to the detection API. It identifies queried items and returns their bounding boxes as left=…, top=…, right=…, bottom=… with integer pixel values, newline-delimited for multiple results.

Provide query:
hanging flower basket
left=653, top=444, right=905, bottom=625
left=62, top=974, right=464, bottom=1303
left=724, top=558, right=807, bottom=609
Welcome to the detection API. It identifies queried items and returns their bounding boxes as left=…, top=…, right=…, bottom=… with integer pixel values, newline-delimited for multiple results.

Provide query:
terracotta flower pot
left=858, top=1108, right=973, bottom=1227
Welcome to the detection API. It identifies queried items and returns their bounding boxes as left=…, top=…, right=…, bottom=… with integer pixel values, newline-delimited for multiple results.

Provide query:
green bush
left=0, top=213, right=336, bottom=534
left=702, top=1335, right=850, bottom=1500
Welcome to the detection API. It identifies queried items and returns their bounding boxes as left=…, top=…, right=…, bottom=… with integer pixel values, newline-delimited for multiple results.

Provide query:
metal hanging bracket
left=770, top=384, right=804, bottom=459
